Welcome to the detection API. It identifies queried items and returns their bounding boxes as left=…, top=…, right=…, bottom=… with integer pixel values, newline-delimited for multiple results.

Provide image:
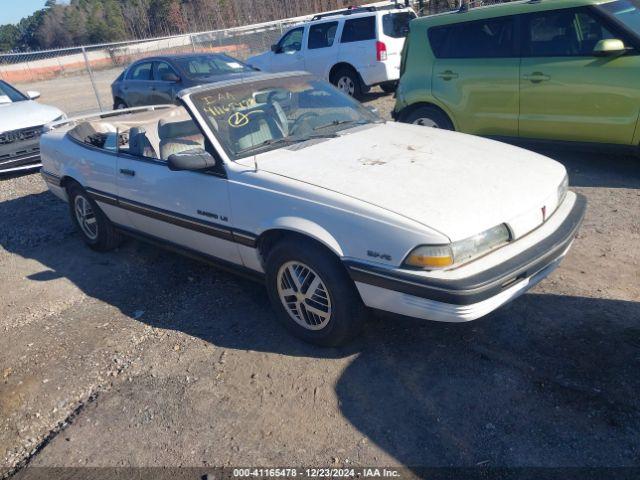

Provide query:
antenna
left=254, top=155, right=259, bottom=172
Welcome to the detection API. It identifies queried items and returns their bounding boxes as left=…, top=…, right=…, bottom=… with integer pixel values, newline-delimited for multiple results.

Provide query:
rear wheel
left=400, top=105, right=454, bottom=130
left=331, top=67, right=363, bottom=100
left=67, top=183, right=122, bottom=251
left=265, top=239, right=366, bottom=346
left=380, top=82, right=397, bottom=94
left=114, top=99, right=127, bottom=110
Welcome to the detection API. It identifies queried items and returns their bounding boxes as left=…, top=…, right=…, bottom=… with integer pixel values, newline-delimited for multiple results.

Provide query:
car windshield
left=174, top=55, right=254, bottom=79
left=190, top=75, right=381, bottom=160
left=601, top=0, right=640, bottom=34
left=0, top=81, right=27, bottom=104
left=382, top=11, right=417, bottom=38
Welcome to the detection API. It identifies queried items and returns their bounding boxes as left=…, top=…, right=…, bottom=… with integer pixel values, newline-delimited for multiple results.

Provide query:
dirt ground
left=1, top=91, right=639, bottom=478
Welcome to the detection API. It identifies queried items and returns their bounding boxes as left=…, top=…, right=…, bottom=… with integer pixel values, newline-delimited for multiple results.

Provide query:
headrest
left=158, top=119, right=200, bottom=140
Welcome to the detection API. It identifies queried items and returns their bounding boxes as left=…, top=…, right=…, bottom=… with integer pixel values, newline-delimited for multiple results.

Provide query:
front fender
left=261, top=217, right=344, bottom=257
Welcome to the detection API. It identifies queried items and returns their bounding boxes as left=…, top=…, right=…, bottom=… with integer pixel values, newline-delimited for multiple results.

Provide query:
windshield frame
left=186, top=73, right=381, bottom=162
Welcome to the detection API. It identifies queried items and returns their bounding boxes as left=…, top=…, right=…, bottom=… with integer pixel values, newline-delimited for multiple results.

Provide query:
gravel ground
left=1, top=91, right=639, bottom=478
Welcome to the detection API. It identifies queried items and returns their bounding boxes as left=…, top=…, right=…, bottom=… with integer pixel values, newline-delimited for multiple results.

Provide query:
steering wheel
left=290, top=112, right=320, bottom=136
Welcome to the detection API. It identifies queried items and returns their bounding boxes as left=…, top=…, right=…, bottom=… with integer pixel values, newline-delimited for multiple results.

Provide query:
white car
left=0, top=80, right=65, bottom=174
left=40, top=72, right=585, bottom=346
left=247, top=3, right=416, bottom=98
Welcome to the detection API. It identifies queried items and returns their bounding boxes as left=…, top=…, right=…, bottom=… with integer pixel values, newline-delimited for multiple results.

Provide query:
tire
left=114, top=99, right=127, bottom=110
left=67, top=183, right=122, bottom=252
left=331, top=66, right=363, bottom=100
left=265, top=238, right=367, bottom=346
left=380, top=82, right=397, bottom=94
left=400, top=105, right=454, bottom=130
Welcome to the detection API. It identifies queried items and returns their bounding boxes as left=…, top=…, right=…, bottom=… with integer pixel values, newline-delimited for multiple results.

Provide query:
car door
left=430, top=15, right=519, bottom=136
left=150, top=61, right=181, bottom=105
left=519, top=7, right=640, bottom=144
left=271, top=26, right=306, bottom=72
left=123, top=61, right=154, bottom=107
left=115, top=112, right=242, bottom=264
left=304, top=20, right=339, bottom=78
left=338, top=15, right=377, bottom=82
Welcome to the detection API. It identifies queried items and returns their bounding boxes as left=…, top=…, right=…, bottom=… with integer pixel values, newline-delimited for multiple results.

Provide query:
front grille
left=0, top=125, right=43, bottom=171
left=0, top=125, right=43, bottom=145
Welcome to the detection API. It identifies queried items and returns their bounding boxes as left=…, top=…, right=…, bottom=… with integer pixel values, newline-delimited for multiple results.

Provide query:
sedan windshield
left=174, top=54, right=254, bottom=79
left=601, top=0, right=640, bottom=34
left=190, top=75, right=381, bottom=160
left=0, top=81, right=27, bottom=104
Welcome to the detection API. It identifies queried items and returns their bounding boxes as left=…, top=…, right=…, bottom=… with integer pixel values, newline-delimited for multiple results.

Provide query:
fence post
left=190, top=33, right=197, bottom=53
left=82, top=46, right=104, bottom=112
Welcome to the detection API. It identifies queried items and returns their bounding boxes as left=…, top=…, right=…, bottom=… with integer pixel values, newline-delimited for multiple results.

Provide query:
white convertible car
left=40, top=72, right=585, bottom=346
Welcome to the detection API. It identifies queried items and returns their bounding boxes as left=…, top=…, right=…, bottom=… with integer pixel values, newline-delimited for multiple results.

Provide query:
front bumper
left=346, top=193, right=587, bottom=321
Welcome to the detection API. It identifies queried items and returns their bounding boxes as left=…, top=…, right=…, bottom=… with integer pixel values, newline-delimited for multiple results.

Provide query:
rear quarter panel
left=40, top=130, right=125, bottom=223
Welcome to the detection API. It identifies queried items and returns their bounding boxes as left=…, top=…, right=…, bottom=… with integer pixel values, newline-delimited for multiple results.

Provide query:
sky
left=1, top=0, right=47, bottom=25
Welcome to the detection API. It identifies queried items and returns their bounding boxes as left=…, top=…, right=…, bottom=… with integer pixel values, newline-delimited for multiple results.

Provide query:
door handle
left=437, top=70, right=458, bottom=81
left=119, top=168, right=135, bottom=177
left=523, top=72, right=550, bottom=83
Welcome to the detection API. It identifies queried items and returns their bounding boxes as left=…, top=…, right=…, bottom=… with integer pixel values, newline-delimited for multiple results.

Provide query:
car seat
left=158, top=119, right=204, bottom=160
left=227, top=106, right=285, bottom=153
left=128, top=127, right=158, bottom=158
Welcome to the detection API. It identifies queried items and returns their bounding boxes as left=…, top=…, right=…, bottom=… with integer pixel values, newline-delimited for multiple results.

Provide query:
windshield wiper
left=312, top=119, right=368, bottom=131
left=235, top=133, right=339, bottom=155
left=236, top=137, right=300, bottom=155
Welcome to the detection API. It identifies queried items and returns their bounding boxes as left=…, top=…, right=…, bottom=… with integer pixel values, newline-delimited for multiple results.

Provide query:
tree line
left=0, top=0, right=389, bottom=53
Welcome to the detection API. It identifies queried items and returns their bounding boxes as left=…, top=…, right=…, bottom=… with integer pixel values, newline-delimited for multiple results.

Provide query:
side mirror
left=27, top=90, right=41, bottom=100
left=168, top=148, right=216, bottom=171
left=271, top=44, right=282, bottom=54
left=593, top=38, right=626, bottom=57
left=161, top=72, right=180, bottom=82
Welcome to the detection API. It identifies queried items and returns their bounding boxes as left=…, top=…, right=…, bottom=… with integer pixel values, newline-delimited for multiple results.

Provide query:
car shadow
left=337, top=294, right=640, bottom=467
left=2, top=190, right=640, bottom=468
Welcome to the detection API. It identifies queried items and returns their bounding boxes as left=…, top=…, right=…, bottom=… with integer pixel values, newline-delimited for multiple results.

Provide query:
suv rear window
left=428, top=16, right=515, bottom=58
left=341, top=16, right=376, bottom=43
left=382, top=11, right=417, bottom=38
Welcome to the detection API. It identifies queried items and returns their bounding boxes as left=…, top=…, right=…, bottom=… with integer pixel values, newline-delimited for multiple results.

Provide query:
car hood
left=0, top=100, right=64, bottom=132
left=248, top=122, right=567, bottom=242
left=246, top=52, right=271, bottom=71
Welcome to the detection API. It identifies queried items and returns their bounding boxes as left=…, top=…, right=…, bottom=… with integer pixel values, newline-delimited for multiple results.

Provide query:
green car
left=393, top=0, right=640, bottom=147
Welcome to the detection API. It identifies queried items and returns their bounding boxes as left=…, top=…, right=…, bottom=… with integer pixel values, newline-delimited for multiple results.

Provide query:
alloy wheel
left=337, top=76, right=355, bottom=96
left=276, top=261, right=332, bottom=330
left=74, top=195, right=98, bottom=241
left=412, top=117, right=439, bottom=128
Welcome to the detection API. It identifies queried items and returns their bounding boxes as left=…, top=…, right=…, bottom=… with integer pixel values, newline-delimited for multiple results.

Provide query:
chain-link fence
left=0, top=0, right=509, bottom=116
left=0, top=15, right=308, bottom=116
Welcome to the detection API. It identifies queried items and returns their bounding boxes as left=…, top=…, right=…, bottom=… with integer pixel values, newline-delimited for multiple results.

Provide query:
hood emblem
left=541, top=205, right=547, bottom=221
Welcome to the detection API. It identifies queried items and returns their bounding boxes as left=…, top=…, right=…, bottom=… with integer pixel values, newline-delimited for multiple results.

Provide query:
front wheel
left=265, top=239, right=367, bottom=346
left=67, top=183, right=122, bottom=251
left=400, top=105, right=454, bottom=130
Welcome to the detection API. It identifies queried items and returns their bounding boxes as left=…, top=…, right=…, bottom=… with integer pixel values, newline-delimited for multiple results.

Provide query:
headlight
left=558, top=174, right=569, bottom=206
left=403, top=224, right=511, bottom=270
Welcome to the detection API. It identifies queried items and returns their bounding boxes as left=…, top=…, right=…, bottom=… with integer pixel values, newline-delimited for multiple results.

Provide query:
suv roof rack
left=310, top=2, right=409, bottom=21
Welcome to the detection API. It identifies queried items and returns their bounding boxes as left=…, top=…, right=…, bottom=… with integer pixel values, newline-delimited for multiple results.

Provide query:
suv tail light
left=376, top=41, right=387, bottom=61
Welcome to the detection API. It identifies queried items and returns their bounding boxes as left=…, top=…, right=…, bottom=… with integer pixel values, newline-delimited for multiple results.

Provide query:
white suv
left=247, top=3, right=416, bottom=99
